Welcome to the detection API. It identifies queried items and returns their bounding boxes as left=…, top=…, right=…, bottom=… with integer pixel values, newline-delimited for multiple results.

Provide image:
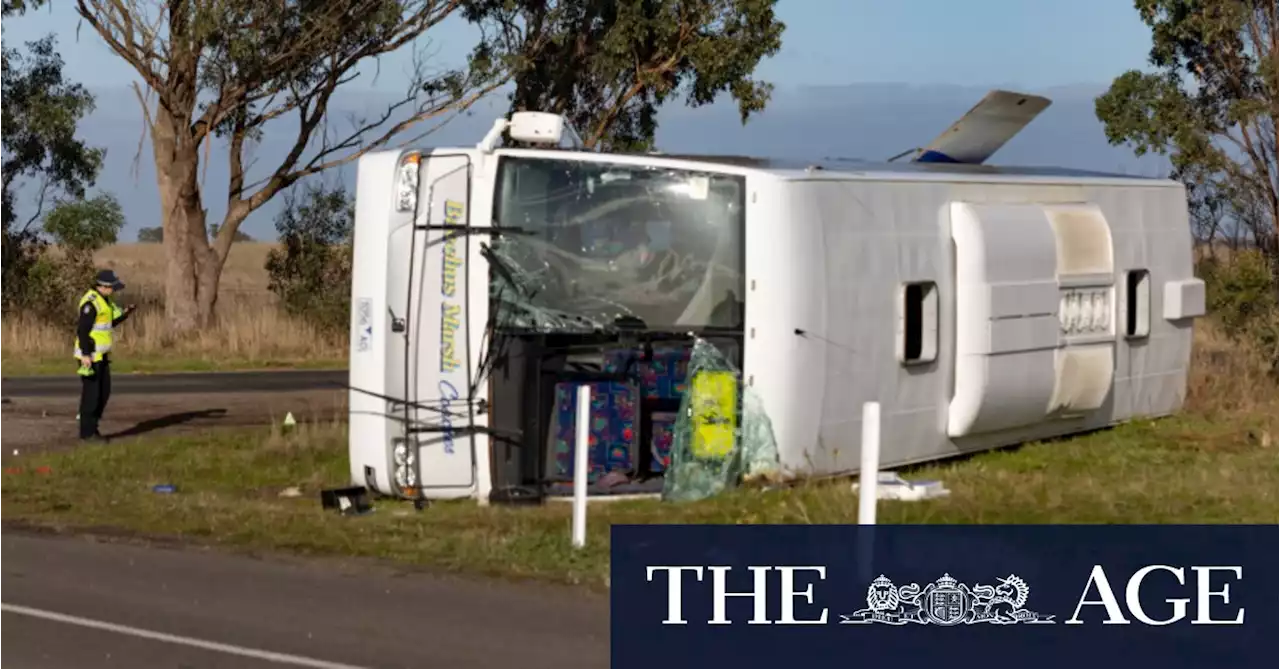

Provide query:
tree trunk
left=151, top=104, right=215, bottom=331
left=1268, top=199, right=1279, bottom=269
left=1260, top=231, right=1279, bottom=276
left=194, top=206, right=252, bottom=328
left=195, top=249, right=223, bottom=326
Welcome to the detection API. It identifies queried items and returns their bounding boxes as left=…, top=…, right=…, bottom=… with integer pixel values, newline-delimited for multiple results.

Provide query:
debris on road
left=152, top=484, right=177, bottom=494
left=320, top=486, right=373, bottom=515
left=278, top=486, right=303, bottom=498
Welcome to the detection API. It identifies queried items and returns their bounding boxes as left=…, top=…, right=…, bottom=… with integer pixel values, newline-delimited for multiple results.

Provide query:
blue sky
left=6, top=0, right=1155, bottom=90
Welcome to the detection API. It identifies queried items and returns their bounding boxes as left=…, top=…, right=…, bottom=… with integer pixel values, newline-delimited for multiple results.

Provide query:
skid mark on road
left=1, top=603, right=374, bottom=669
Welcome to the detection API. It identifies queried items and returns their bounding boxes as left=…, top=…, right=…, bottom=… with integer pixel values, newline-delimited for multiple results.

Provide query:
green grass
left=1, top=355, right=347, bottom=376
left=3, top=414, right=1275, bottom=589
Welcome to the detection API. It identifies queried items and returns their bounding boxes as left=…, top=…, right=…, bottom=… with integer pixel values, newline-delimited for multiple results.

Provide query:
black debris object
left=320, top=486, right=373, bottom=516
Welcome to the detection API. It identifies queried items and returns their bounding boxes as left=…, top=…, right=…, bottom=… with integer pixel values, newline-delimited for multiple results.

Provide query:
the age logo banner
left=611, top=525, right=1276, bottom=669
left=840, top=572, right=1054, bottom=625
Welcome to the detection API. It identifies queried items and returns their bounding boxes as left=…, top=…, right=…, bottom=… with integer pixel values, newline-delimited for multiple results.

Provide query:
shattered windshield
left=490, top=156, right=746, bottom=333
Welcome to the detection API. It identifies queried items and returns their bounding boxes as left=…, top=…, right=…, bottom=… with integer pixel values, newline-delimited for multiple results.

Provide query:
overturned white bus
left=346, top=91, right=1206, bottom=505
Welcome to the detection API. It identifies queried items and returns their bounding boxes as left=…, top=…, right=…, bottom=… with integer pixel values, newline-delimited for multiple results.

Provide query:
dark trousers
left=78, top=359, right=112, bottom=439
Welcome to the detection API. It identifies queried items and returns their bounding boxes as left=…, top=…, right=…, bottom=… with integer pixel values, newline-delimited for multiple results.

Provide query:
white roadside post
left=571, top=385, right=592, bottom=548
left=857, top=401, right=881, bottom=584
left=858, top=401, right=881, bottom=525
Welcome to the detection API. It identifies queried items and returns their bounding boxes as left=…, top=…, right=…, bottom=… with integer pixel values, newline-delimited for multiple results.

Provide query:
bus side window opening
left=1125, top=269, right=1151, bottom=338
left=899, top=281, right=938, bottom=364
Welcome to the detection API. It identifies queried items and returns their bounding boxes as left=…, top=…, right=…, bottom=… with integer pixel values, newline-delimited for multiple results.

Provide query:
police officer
left=75, top=270, right=136, bottom=442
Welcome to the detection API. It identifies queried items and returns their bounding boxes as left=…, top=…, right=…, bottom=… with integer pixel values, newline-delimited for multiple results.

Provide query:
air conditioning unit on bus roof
left=477, top=111, right=586, bottom=153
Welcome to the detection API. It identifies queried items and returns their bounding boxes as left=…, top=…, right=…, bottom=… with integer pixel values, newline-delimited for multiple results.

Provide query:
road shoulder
left=1, top=529, right=609, bottom=668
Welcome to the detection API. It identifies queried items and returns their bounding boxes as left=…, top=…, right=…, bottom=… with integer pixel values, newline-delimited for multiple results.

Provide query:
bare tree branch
left=21, top=177, right=52, bottom=233
left=75, top=0, right=166, bottom=91
left=130, top=80, right=155, bottom=181
left=242, top=76, right=504, bottom=213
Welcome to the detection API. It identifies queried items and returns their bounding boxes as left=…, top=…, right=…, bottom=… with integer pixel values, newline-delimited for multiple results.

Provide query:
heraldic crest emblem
left=840, top=573, right=1055, bottom=626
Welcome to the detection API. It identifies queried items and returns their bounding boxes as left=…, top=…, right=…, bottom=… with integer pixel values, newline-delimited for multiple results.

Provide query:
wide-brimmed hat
left=95, top=269, right=125, bottom=290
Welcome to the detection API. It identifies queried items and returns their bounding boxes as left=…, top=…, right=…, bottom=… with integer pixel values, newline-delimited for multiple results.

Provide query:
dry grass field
left=1185, top=319, right=1277, bottom=422
left=2, top=242, right=348, bottom=374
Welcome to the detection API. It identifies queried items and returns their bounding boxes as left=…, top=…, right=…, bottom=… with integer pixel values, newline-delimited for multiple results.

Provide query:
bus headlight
left=395, top=151, right=421, bottom=213
left=392, top=439, right=417, bottom=492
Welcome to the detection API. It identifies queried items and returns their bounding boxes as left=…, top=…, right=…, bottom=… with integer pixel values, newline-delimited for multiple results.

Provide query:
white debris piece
left=851, top=472, right=951, bottom=501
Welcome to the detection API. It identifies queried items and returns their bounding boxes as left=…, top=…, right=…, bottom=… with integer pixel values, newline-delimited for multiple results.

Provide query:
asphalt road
left=1, top=369, right=349, bottom=398
left=1, top=531, right=609, bottom=668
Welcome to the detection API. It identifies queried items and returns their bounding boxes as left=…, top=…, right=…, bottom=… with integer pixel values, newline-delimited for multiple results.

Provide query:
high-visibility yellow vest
left=73, top=290, right=120, bottom=361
